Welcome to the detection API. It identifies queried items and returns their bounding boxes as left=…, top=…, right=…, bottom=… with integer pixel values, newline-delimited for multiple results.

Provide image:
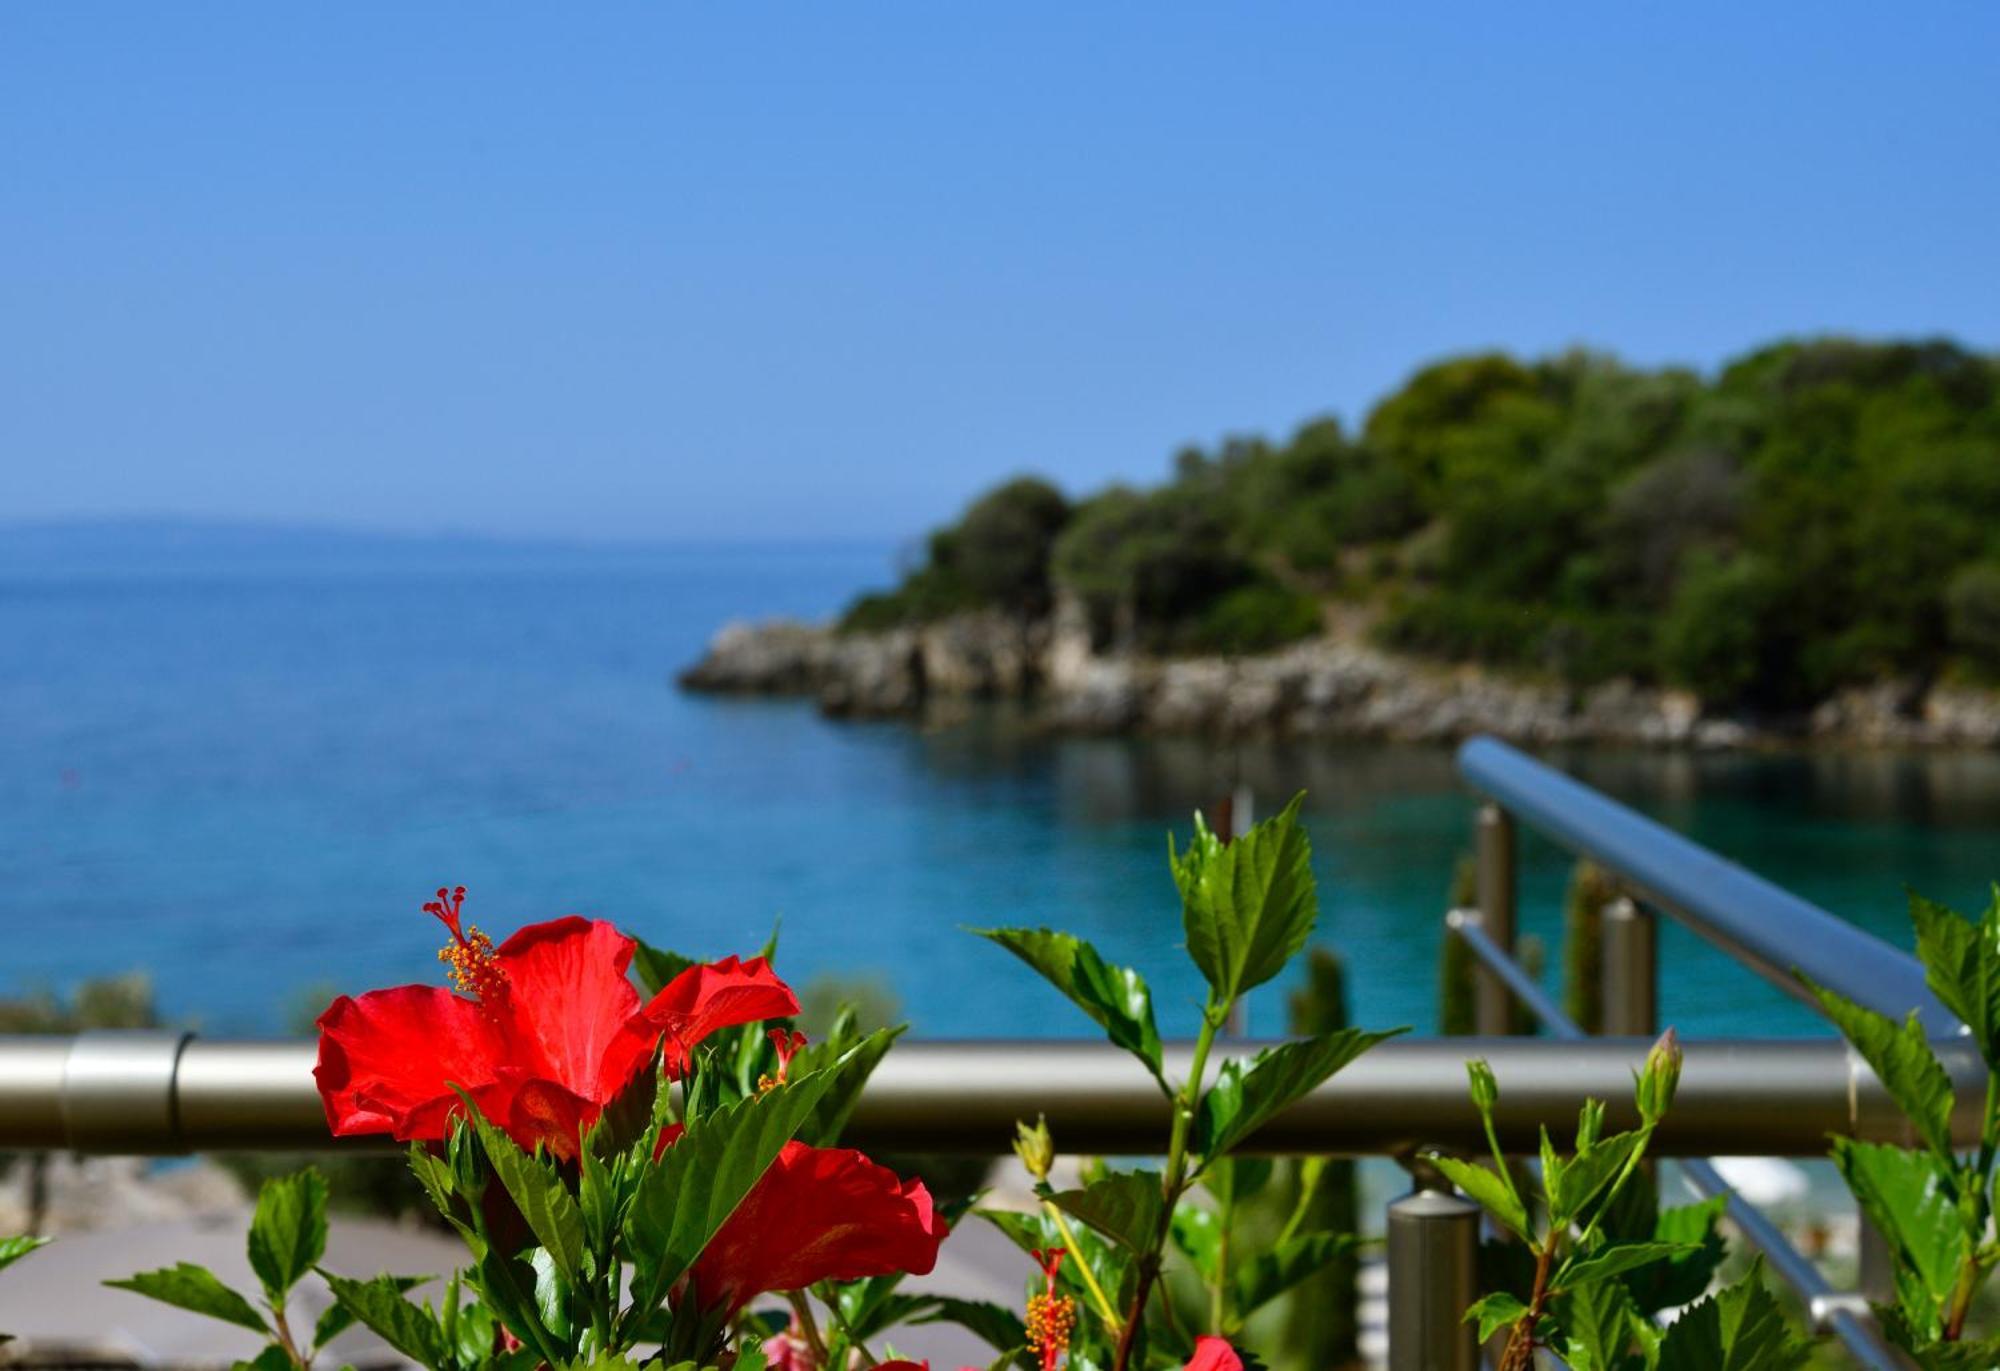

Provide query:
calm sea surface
left=4, top=540, right=1997, bottom=1040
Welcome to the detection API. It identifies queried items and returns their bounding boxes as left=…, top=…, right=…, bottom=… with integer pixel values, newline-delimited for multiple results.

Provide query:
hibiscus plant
left=1432, top=1038, right=1812, bottom=1370
left=114, top=892, right=957, bottom=1371
left=975, top=795, right=1404, bottom=1371
left=1, top=1234, right=47, bottom=1349
left=1808, top=886, right=2000, bottom=1366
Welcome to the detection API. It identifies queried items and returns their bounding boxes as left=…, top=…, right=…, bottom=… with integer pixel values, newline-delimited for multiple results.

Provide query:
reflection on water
left=2, top=547, right=1995, bottom=1042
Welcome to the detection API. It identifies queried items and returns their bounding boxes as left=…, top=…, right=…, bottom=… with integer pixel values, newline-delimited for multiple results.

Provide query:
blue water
left=4, top=538, right=1998, bottom=1041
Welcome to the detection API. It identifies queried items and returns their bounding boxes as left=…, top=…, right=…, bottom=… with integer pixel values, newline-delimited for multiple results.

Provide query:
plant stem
left=1040, top=1200, right=1124, bottom=1335
left=269, top=1300, right=307, bottom=1371
left=1112, top=1001, right=1225, bottom=1371
left=1212, top=1185, right=1233, bottom=1334
left=817, top=1286, right=880, bottom=1367
left=1500, top=1240, right=1557, bottom=1371
left=787, top=1290, right=833, bottom=1367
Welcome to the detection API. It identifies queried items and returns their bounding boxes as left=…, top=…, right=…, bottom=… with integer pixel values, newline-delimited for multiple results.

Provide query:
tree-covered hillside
left=840, top=338, right=2000, bottom=710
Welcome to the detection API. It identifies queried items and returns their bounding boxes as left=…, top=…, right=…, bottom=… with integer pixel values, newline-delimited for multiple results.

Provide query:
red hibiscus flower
left=670, top=1135, right=948, bottom=1315
left=879, top=1346, right=1236, bottom=1371
left=314, top=887, right=798, bottom=1160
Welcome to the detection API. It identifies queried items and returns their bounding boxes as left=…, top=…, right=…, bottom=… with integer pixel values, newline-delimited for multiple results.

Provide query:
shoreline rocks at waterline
left=677, top=607, right=2000, bottom=749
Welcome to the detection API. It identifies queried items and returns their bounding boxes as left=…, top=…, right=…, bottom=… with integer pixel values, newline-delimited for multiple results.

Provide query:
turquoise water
left=3, top=538, right=1997, bottom=1040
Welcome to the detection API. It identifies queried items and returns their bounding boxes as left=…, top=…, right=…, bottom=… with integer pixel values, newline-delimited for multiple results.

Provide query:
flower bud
left=1466, top=1058, right=1499, bottom=1116
left=1636, top=1027, right=1681, bottom=1124
left=1014, top=1114, right=1056, bottom=1181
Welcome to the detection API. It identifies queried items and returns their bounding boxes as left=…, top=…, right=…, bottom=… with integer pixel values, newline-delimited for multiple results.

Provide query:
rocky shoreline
left=678, top=604, right=2000, bottom=749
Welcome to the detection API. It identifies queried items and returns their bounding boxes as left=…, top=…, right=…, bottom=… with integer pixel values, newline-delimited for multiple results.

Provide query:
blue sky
left=3, top=5, right=1996, bottom=542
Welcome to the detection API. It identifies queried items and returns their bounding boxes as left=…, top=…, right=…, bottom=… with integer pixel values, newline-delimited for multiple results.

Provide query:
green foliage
left=1428, top=1039, right=1738, bottom=1368
left=0, top=1236, right=47, bottom=1347
left=1816, top=885, right=2000, bottom=1360
left=840, top=334, right=2000, bottom=708
left=975, top=795, right=1398, bottom=1371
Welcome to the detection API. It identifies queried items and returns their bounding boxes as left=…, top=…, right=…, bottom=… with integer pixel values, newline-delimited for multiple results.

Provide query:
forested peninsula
left=683, top=337, right=2000, bottom=746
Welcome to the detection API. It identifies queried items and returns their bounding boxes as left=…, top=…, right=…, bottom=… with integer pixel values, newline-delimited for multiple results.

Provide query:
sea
left=4, top=531, right=1997, bottom=1043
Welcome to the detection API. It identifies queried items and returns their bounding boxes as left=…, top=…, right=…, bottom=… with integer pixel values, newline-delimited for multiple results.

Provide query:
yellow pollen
left=1026, top=1290, right=1076, bottom=1363
left=438, top=925, right=506, bottom=1006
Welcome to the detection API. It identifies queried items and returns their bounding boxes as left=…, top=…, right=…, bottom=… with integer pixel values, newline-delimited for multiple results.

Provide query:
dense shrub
left=1181, top=580, right=1321, bottom=655
left=837, top=334, right=2000, bottom=703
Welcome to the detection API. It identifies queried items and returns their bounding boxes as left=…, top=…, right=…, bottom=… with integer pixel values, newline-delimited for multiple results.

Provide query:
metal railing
left=0, top=736, right=1971, bottom=1369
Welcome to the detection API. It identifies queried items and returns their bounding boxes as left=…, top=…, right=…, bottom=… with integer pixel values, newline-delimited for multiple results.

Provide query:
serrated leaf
left=1171, top=792, right=1317, bottom=1001
left=1548, top=1130, right=1645, bottom=1225
left=1655, top=1260, right=1811, bottom=1371
left=789, top=1025, right=902, bottom=1147
left=1231, top=1231, right=1355, bottom=1317
left=1832, top=1137, right=1970, bottom=1338
left=1195, top=1027, right=1403, bottom=1165
left=1622, top=1194, right=1727, bottom=1315
left=104, top=1263, right=270, bottom=1335
left=1199, top=1155, right=1272, bottom=1208
left=1806, top=976, right=1956, bottom=1156
left=0, top=1236, right=47, bottom=1273
left=973, top=927, right=1167, bottom=1091
left=1465, top=1291, right=1528, bottom=1343
left=231, top=1347, right=292, bottom=1371
left=1554, top=1277, right=1641, bottom=1371
left=623, top=1065, right=837, bottom=1326
left=1911, top=890, right=2000, bottom=1069
left=1048, top=1168, right=1165, bottom=1254
left=312, top=1273, right=425, bottom=1351
left=911, top=1297, right=1033, bottom=1369
left=1429, top=1155, right=1530, bottom=1242
left=319, top=1271, right=448, bottom=1369
left=1554, top=1241, right=1696, bottom=1292
left=461, top=1102, right=586, bottom=1287
left=246, top=1168, right=328, bottom=1302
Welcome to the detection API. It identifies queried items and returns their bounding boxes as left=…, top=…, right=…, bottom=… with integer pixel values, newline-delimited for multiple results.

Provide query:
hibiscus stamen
left=423, top=885, right=506, bottom=1009
left=757, top=1028, right=808, bottom=1093
left=1026, top=1247, right=1076, bottom=1371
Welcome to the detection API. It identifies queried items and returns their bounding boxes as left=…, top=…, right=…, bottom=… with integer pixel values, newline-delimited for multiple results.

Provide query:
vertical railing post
left=1600, top=896, right=1657, bottom=1037
left=1473, top=802, right=1517, bottom=1035
left=1387, top=1173, right=1479, bottom=1371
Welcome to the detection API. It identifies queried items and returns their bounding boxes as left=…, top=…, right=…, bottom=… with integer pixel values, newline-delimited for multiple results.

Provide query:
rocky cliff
left=677, top=600, right=2000, bottom=748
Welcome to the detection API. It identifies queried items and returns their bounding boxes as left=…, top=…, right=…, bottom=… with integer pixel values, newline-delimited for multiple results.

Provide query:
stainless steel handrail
left=1456, top=736, right=1957, bottom=1035
left=0, top=1030, right=1973, bottom=1157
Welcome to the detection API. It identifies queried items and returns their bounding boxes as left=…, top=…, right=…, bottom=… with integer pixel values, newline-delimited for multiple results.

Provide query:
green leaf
left=1429, top=1155, right=1530, bottom=1243
left=1553, top=1277, right=1641, bottom=1371
left=462, top=1102, right=586, bottom=1288
left=910, top=1296, right=1032, bottom=1368
left=1831, top=1137, right=1970, bottom=1338
left=1622, top=1195, right=1728, bottom=1315
left=104, top=1263, right=270, bottom=1336
left=1169, top=1204, right=1220, bottom=1279
left=1805, top=976, right=1956, bottom=1156
left=0, top=1236, right=48, bottom=1273
left=833, top=1275, right=932, bottom=1341
left=789, top=1025, right=903, bottom=1147
left=1911, top=889, right=2000, bottom=1068
left=631, top=939, right=697, bottom=998
left=1655, top=1260, right=1811, bottom=1371
left=973, top=927, right=1167, bottom=1091
left=1547, top=1130, right=1645, bottom=1225
left=319, top=1271, right=448, bottom=1370
left=231, top=1347, right=293, bottom=1371
left=623, top=1064, right=837, bottom=1325
left=1195, top=1027, right=1404, bottom=1164
left=1199, top=1155, right=1272, bottom=1207
left=1231, top=1231, right=1355, bottom=1317
left=1554, top=1241, right=1696, bottom=1292
left=1464, top=1291, right=1528, bottom=1343
left=1171, top=792, right=1317, bottom=1001
left=312, top=1274, right=425, bottom=1351
left=246, top=1168, right=329, bottom=1303
left=1047, top=1168, right=1165, bottom=1254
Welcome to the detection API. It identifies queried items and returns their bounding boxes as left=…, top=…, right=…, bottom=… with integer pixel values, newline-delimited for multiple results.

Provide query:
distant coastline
left=678, top=604, right=2000, bottom=750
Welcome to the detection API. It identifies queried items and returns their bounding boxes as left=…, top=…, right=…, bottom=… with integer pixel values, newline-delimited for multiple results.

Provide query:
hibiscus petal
left=1184, top=1339, right=1243, bottom=1371
left=505, top=1078, right=600, bottom=1163
left=314, top=985, right=509, bottom=1139
left=493, top=916, right=644, bottom=1100
left=639, top=955, right=800, bottom=1077
left=690, top=1142, right=947, bottom=1314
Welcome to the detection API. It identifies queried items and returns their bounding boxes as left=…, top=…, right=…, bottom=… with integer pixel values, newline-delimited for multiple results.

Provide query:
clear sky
left=4, top=4, right=1996, bottom=542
